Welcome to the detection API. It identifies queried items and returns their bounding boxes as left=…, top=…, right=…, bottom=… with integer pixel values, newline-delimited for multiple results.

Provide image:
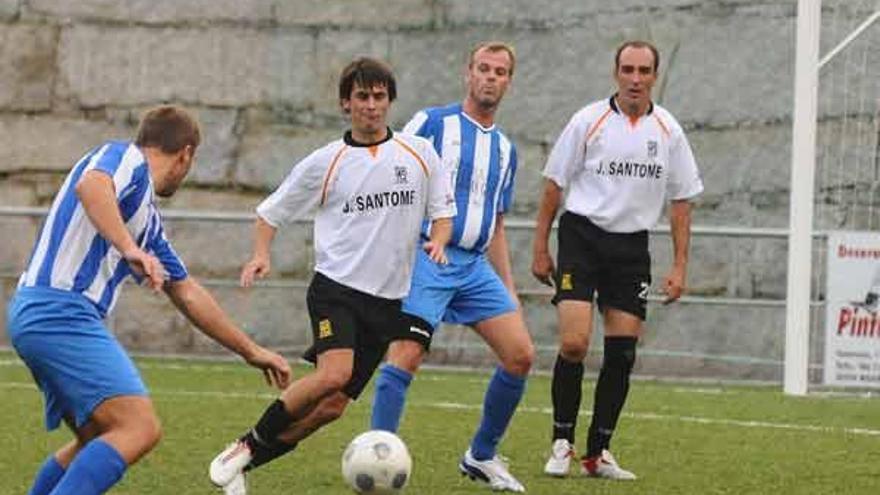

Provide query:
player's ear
left=341, top=99, right=351, bottom=114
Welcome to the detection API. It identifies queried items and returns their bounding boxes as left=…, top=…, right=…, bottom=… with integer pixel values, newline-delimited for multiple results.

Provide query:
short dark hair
left=135, top=105, right=201, bottom=153
left=338, top=57, right=397, bottom=102
left=615, top=40, right=660, bottom=73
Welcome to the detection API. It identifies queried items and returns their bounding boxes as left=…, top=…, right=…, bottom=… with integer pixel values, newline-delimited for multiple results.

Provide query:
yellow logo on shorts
left=318, top=319, right=333, bottom=339
left=561, top=273, right=573, bottom=291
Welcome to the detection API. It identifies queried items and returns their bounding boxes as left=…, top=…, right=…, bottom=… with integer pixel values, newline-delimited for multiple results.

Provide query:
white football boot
left=459, top=448, right=526, bottom=492
left=543, top=439, right=575, bottom=477
left=209, top=440, right=253, bottom=487
left=222, top=472, right=247, bottom=495
left=580, top=449, right=637, bottom=480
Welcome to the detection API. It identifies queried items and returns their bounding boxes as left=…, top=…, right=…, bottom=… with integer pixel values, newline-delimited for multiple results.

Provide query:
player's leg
left=545, top=211, right=599, bottom=476
left=210, top=273, right=357, bottom=487
left=49, top=396, right=162, bottom=495
left=443, top=260, right=529, bottom=492
left=369, top=321, right=430, bottom=432
left=10, top=299, right=153, bottom=495
left=210, top=348, right=355, bottom=486
left=581, top=230, right=649, bottom=481
left=273, top=308, right=390, bottom=449
left=580, top=309, right=639, bottom=480
left=371, top=249, right=452, bottom=432
left=469, top=312, right=533, bottom=460
left=26, top=419, right=94, bottom=495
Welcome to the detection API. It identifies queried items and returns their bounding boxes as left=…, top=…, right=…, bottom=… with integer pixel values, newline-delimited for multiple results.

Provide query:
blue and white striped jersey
left=403, top=103, right=517, bottom=253
left=18, top=141, right=188, bottom=317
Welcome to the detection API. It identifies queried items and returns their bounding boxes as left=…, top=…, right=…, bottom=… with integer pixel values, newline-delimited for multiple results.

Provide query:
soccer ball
left=342, top=430, right=412, bottom=494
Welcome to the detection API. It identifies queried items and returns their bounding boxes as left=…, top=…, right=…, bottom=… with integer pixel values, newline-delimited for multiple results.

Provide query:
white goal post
left=785, top=0, right=880, bottom=395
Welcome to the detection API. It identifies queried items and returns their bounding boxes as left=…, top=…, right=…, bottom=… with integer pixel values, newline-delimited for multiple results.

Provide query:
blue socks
left=370, top=364, right=413, bottom=432
left=28, top=455, right=65, bottom=495
left=470, top=367, right=526, bottom=461
left=48, top=439, right=127, bottom=495
left=371, top=364, right=525, bottom=461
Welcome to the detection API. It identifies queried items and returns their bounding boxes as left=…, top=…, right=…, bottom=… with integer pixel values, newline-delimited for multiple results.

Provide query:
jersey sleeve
left=148, top=223, right=189, bottom=282
left=402, top=110, right=431, bottom=139
left=543, top=113, right=587, bottom=189
left=256, top=147, right=331, bottom=227
left=423, top=141, right=457, bottom=220
left=666, top=129, right=704, bottom=200
left=87, top=142, right=144, bottom=200
left=498, top=143, right=518, bottom=214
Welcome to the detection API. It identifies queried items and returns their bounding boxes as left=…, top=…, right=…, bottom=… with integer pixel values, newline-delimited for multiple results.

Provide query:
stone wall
left=1, top=0, right=875, bottom=381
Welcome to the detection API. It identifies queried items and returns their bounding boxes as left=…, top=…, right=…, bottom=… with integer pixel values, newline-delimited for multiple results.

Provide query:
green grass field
left=2, top=353, right=879, bottom=494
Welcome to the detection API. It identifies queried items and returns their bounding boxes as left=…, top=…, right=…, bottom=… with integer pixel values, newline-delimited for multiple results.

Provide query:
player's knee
left=136, top=412, right=163, bottom=451
left=386, top=340, right=425, bottom=373
left=502, top=342, right=535, bottom=376
left=559, top=339, right=589, bottom=362
left=602, top=338, right=637, bottom=374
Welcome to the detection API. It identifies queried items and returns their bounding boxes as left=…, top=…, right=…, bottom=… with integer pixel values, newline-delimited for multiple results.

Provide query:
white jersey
left=543, top=96, right=703, bottom=233
left=257, top=130, right=456, bottom=299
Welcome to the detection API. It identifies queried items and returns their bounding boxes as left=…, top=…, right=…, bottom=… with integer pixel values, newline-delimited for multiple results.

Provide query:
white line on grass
left=2, top=381, right=879, bottom=438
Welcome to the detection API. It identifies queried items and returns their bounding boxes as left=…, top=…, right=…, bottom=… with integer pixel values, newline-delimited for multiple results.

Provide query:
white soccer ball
left=342, top=430, right=412, bottom=494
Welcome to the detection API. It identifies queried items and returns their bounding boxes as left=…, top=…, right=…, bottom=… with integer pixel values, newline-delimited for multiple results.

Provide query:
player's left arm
left=487, top=215, right=520, bottom=307
left=663, top=200, right=692, bottom=304
left=663, top=123, right=703, bottom=304
left=424, top=217, right=453, bottom=264
left=163, top=277, right=292, bottom=389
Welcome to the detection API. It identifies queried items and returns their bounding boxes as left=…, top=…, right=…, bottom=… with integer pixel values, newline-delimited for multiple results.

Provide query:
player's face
left=614, top=46, right=657, bottom=113
left=343, top=83, right=390, bottom=141
left=466, top=48, right=512, bottom=111
left=156, top=146, right=194, bottom=197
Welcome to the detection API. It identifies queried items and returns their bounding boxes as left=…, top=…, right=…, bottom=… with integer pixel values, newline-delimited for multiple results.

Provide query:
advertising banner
left=824, top=231, right=880, bottom=387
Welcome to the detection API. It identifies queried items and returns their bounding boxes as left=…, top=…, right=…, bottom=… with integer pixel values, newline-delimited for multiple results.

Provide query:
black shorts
left=302, top=272, right=404, bottom=399
left=553, top=211, right=651, bottom=320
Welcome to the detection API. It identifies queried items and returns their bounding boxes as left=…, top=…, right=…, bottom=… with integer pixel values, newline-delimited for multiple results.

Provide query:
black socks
left=586, top=337, right=637, bottom=458
left=241, top=399, right=297, bottom=471
left=551, top=354, right=584, bottom=443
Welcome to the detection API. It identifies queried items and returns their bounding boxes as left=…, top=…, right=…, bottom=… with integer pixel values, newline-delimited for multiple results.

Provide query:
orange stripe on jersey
left=393, top=137, right=430, bottom=177
left=320, top=145, right=348, bottom=206
left=368, top=145, right=378, bottom=158
left=586, top=108, right=613, bottom=143
left=653, top=114, right=671, bottom=138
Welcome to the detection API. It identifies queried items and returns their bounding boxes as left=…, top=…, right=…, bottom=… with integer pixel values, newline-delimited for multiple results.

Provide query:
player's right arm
left=163, top=277, right=291, bottom=389
left=531, top=180, right=562, bottom=287
left=240, top=217, right=277, bottom=287
left=531, top=112, right=587, bottom=287
left=240, top=147, right=330, bottom=287
left=75, top=170, right=164, bottom=291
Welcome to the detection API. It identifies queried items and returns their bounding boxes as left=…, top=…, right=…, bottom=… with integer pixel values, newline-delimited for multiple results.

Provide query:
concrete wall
left=1, top=0, right=876, bottom=381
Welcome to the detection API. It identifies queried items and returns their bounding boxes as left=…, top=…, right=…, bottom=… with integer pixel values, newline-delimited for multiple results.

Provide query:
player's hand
left=240, top=255, right=271, bottom=288
left=245, top=346, right=292, bottom=389
left=531, top=251, right=556, bottom=287
left=423, top=240, right=448, bottom=265
left=123, top=247, right=165, bottom=292
left=663, top=264, right=687, bottom=304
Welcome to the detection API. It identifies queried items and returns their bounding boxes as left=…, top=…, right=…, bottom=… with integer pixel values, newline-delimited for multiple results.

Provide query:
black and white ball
left=342, top=430, right=412, bottom=494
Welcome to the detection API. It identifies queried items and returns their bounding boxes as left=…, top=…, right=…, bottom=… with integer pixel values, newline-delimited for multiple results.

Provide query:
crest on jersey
left=394, top=166, right=408, bottom=184
left=647, top=140, right=658, bottom=158
left=319, top=319, right=333, bottom=339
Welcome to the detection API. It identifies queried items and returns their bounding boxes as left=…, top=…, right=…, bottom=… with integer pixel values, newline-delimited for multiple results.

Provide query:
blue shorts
left=400, top=246, right=517, bottom=345
left=7, top=287, right=147, bottom=431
